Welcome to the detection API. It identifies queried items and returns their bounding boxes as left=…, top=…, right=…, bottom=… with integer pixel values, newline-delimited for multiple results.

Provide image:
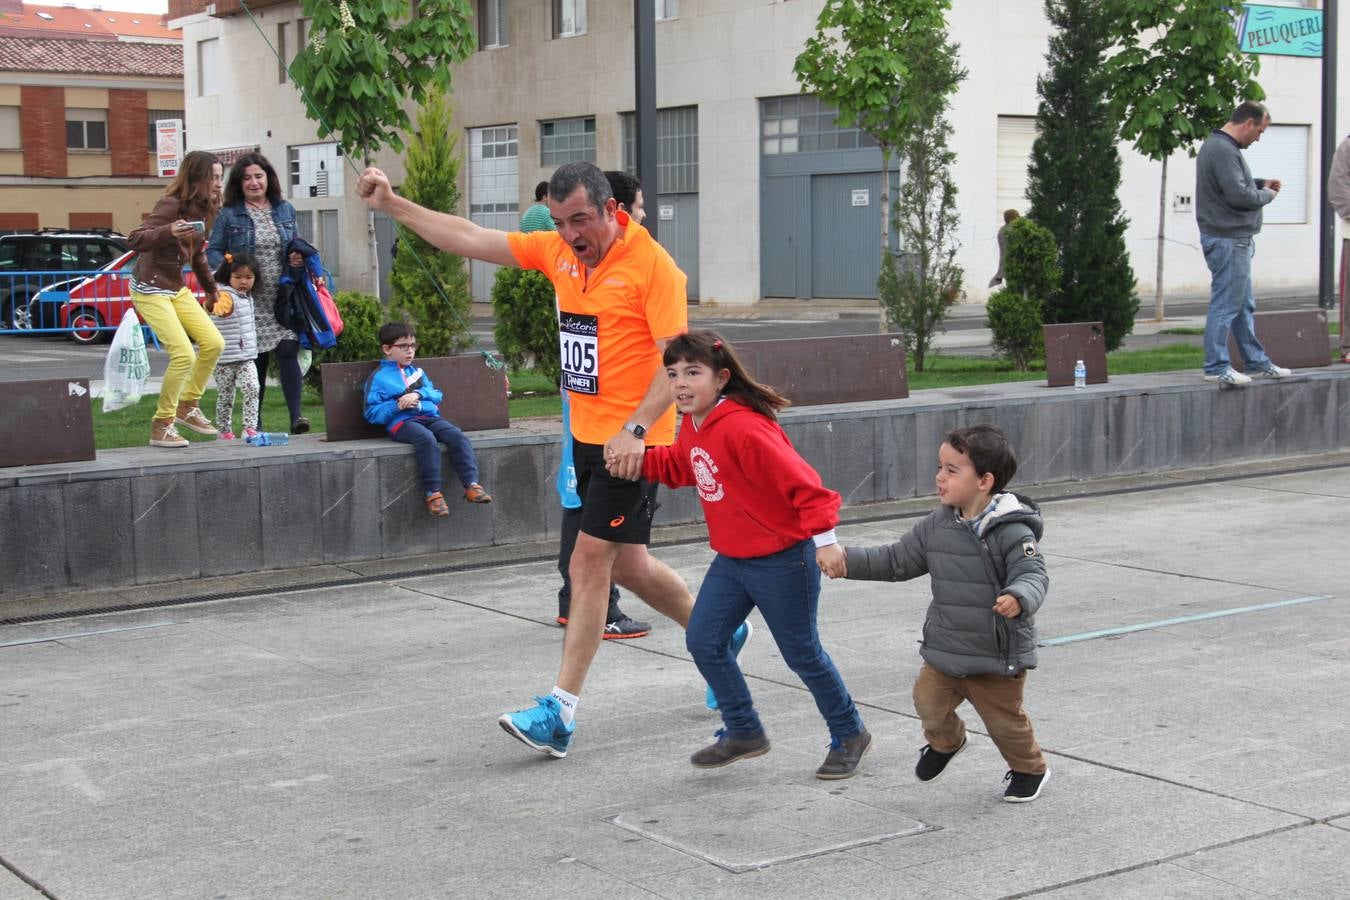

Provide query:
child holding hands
left=822, top=424, right=1050, bottom=802
left=632, top=330, right=871, bottom=779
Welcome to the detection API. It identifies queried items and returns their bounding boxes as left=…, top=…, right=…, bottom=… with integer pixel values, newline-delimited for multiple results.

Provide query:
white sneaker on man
left=1251, top=364, right=1291, bottom=378
left=1204, top=368, right=1252, bottom=386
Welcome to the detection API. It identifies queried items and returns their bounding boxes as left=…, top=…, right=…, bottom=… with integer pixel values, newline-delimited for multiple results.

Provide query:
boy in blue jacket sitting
left=364, top=322, right=491, bottom=516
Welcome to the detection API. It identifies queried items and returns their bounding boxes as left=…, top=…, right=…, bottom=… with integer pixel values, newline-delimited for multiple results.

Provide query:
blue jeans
left=1201, top=234, right=1271, bottom=374
left=687, top=539, right=865, bottom=741
left=391, top=416, right=479, bottom=494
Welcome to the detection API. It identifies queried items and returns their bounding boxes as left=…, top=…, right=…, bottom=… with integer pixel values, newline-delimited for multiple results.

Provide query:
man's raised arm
left=358, top=166, right=518, bottom=267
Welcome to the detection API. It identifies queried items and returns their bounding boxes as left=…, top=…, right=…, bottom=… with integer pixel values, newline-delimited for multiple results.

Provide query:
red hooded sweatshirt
left=642, top=398, right=840, bottom=559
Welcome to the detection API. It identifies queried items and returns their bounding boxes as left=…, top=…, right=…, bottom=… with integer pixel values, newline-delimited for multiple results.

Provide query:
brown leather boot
left=815, top=729, right=872, bottom=780
left=690, top=730, right=770, bottom=768
left=150, top=418, right=189, bottom=448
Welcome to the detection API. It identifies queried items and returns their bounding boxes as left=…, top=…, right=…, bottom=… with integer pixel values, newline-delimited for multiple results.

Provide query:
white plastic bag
left=102, top=309, right=150, bottom=413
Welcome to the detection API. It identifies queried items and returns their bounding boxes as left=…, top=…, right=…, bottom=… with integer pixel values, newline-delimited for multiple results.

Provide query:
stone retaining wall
left=3, top=370, right=1348, bottom=602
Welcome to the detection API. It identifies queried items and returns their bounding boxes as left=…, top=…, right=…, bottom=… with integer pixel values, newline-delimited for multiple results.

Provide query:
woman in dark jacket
left=207, top=152, right=310, bottom=433
left=128, top=149, right=223, bottom=448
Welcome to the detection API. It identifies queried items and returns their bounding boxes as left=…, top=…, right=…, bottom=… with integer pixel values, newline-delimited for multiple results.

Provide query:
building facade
left=172, top=0, right=1344, bottom=307
left=0, top=0, right=185, bottom=234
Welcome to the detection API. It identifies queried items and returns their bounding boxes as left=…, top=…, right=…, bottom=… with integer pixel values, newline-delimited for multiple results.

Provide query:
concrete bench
left=737, top=333, right=909, bottom=404
left=1043, top=322, right=1108, bottom=387
left=1228, top=308, right=1332, bottom=370
left=320, top=356, right=510, bottom=441
left=0, top=378, right=95, bottom=467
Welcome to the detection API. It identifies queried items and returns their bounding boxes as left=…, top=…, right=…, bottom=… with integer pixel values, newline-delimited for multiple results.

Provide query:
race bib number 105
left=559, top=312, right=599, bottom=395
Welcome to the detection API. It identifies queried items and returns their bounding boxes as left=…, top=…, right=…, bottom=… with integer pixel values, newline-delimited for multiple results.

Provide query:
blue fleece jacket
left=363, top=359, right=444, bottom=434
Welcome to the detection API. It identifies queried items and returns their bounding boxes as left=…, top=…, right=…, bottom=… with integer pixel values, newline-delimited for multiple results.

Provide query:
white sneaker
left=1204, top=368, right=1252, bottom=386
left=1252, top=364, right=1291, bottom=378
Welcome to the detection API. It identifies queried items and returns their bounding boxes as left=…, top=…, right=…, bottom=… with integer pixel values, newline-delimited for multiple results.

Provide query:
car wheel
left=67, top=307, right=107, bottom=344
left=6, top=296, right=34, bottom=331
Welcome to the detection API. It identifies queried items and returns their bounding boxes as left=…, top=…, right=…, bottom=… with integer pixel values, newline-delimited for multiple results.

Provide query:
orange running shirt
left=507, top=212, right=688, bottom=445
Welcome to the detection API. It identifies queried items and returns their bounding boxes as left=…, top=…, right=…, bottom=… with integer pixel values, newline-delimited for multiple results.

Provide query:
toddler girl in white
left=208, top=253, right=261, bottom=439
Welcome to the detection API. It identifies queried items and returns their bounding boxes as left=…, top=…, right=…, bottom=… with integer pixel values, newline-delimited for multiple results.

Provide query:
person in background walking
left=1324, top=132, right=1350, bottom=364
left=988, top=209, right=1019, bottom=288
left=1195, top=101, right=1290, bottom=386
left=127, top=149, right=223, bottom=449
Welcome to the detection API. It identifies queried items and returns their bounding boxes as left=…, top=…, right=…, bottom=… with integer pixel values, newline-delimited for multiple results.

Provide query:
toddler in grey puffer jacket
left=825, top=424, right=1052, bottom=803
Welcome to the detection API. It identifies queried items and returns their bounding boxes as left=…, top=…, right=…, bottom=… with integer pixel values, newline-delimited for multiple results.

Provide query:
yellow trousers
left=131, top=287, right=225, bottom=422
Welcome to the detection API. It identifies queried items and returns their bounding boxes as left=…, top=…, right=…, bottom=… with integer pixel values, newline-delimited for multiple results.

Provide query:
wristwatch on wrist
left=623, top=421, right=647, bottom=439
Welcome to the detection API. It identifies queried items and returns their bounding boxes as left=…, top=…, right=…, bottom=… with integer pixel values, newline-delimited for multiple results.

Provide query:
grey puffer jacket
left=845, top=492, right=1048, bottom=678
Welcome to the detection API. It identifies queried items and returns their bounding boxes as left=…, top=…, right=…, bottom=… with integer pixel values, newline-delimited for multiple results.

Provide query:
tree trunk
left=880, top=147, right=893, bottom=255
left=1154, top=155, right=1168, bottom=322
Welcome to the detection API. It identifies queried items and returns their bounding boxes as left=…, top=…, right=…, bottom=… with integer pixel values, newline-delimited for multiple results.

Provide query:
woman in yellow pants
left=127, top=150, right=225, bottom=448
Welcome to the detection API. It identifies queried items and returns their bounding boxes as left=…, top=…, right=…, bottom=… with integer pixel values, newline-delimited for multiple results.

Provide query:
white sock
left=551, top=686, right=579, bottom=726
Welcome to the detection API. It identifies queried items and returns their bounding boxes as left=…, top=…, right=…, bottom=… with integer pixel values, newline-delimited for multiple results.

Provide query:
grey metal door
left=654, top=192, right=699, bottom=300
left=760, top=175, right=803, bottom=298
left=810, top=172, right=882, bottom=299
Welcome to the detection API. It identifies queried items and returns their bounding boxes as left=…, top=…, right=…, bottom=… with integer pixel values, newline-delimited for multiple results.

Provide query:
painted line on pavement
left=1039, top=594, right=1333, bottom=646
left=0, top=621, right=178, bottom=648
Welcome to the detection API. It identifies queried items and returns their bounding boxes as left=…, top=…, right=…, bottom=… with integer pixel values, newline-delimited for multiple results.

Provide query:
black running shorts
left=572, top=439, right=660, bottom=545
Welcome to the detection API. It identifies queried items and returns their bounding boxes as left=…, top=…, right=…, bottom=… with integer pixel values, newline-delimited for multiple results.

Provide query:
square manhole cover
left=606, top=783, right=933, bottom=873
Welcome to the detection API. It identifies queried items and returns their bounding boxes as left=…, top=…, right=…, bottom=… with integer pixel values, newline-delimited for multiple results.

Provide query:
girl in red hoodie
left=633, top=330, right=870, bottom=779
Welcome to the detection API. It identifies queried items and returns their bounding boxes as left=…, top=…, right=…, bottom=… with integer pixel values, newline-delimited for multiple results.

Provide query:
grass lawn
left=93, top=386, right=328, bottom=450
left=83, top=343, right=1225, bottom=449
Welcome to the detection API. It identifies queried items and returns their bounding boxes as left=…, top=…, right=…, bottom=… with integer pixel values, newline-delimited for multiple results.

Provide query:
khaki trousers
left=913, top=662, right=1046, bottom=775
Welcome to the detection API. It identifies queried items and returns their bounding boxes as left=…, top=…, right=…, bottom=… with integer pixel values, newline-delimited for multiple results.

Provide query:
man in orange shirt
left=358, top=161, right=707, bottom=758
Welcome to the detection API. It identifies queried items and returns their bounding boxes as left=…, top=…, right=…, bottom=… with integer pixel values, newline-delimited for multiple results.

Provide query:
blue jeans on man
left=391, top=416, right=478, bottom=494
left=1201, top=234, right=1273, bottom=375
left=686, top=538, right=865, bottom=742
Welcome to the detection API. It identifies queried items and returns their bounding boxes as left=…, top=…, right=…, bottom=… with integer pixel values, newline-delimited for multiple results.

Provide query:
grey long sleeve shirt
left=1195, top=129, right=1275, bottom=238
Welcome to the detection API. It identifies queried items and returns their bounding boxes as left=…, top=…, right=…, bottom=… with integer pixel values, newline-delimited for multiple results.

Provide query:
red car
left=57, top=251, right=209, bottom=344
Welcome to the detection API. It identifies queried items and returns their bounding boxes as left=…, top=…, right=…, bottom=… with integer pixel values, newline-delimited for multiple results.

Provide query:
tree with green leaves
left=288, top=0, right=476, bottom=162
left=793, top=0, right=951, bottom=255
left=987, top=218, right=1060, bottom=372
left=796, top=0, right=964, bottom=371
left=387, top=88, right=472, bottom=358
left=1027, top=0, right=1138, bottom=352
left=1104, top=1, right=1263, bottom=321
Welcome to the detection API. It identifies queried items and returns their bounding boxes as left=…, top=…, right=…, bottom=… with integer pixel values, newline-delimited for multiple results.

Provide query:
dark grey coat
left=845, top=493, right=1048, bottom=678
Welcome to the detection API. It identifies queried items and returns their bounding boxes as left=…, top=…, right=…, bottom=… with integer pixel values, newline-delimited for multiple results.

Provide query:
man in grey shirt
left=1195, top=100, right=1289, bottom=386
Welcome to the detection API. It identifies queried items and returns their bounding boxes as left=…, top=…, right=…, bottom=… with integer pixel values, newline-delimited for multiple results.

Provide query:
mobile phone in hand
left=187, top=220, right=206, bottom=234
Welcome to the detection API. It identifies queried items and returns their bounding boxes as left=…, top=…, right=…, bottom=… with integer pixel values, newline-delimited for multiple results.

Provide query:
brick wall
left=0, top=213, right=39, bottom=230
left=69, top=212, right=114, bottom=229
left=167, top=0, right=209, bottom=18
left=109, top=89, right=148, bottom=177
left=19, top=86, right=66, bottom=178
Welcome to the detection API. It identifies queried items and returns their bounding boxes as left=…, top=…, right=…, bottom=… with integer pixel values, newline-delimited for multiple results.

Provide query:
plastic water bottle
left=1073, top=359, right=1087, bottom=391
left=246, top=432, right=290, bottom=446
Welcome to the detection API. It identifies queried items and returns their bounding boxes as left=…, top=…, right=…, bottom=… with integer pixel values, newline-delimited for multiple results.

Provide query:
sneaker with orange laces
left=464, top=483, right=492, bottom=503
left=425, top=492, right=450, bottom=517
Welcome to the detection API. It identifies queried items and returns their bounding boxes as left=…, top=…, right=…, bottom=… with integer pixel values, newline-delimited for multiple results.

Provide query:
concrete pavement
left=2, top=453, right=1349, bottom=898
